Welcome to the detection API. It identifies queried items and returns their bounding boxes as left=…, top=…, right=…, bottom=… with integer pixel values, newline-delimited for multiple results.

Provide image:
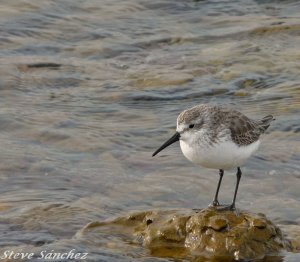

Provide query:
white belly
left=179, top=138, right=260, bottom=170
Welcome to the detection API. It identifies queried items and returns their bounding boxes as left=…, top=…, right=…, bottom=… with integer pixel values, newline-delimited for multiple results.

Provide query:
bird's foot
left=209, top=200, right=221, bottom=207
left=217, top=203, right=240, bottom=215
left=218, top=203, right=235, bottom=211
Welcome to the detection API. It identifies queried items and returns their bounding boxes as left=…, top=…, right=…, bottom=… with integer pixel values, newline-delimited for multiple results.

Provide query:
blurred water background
left=0, top=0, right=299, bottom=261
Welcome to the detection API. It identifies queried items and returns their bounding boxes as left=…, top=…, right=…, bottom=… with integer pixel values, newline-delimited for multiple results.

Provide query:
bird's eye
left=189, top=124, right=195, bottom=129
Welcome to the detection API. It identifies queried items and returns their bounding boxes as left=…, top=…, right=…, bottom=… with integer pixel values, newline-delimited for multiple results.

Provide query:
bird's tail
left=259, top=115, right=275, bottom=132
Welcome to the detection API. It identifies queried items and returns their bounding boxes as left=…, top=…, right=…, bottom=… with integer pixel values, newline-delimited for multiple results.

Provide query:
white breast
left=179, top=137, right=260, bottom=170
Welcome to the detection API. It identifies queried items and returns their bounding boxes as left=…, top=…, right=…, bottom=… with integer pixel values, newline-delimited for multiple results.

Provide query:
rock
left=77, top=207, right=293, bottom=261
left=184, top=208, right=290, bottom=260
left=207, top=215, right=228, bottom=231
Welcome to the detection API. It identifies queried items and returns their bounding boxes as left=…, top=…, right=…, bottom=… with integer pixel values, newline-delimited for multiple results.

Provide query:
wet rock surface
left=78, top=207, right=295, bottom=261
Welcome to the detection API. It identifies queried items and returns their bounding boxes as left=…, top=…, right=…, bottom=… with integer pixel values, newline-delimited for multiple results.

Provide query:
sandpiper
left=152, top=104, right=274, bottom=210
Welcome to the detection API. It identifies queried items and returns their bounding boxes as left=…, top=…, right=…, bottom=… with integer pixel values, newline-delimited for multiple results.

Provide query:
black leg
left=229, top=167, right=242, bottom=210
left=211, top=169, right=224, bottom=207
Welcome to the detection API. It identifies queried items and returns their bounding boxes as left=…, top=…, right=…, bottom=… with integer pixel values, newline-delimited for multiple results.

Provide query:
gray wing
left=227, top=112, right=274, bottom=146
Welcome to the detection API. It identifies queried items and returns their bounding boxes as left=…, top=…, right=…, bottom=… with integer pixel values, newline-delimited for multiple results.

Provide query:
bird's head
left=152, top=105, right=207, bottom=157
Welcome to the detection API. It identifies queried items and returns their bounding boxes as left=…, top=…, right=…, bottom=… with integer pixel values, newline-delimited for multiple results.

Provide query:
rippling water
left=0, top=0, right=299, bottom=261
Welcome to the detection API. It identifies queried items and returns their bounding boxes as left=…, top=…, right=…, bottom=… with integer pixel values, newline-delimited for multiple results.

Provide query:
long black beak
left=152, top=132, right=180, bottom=157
